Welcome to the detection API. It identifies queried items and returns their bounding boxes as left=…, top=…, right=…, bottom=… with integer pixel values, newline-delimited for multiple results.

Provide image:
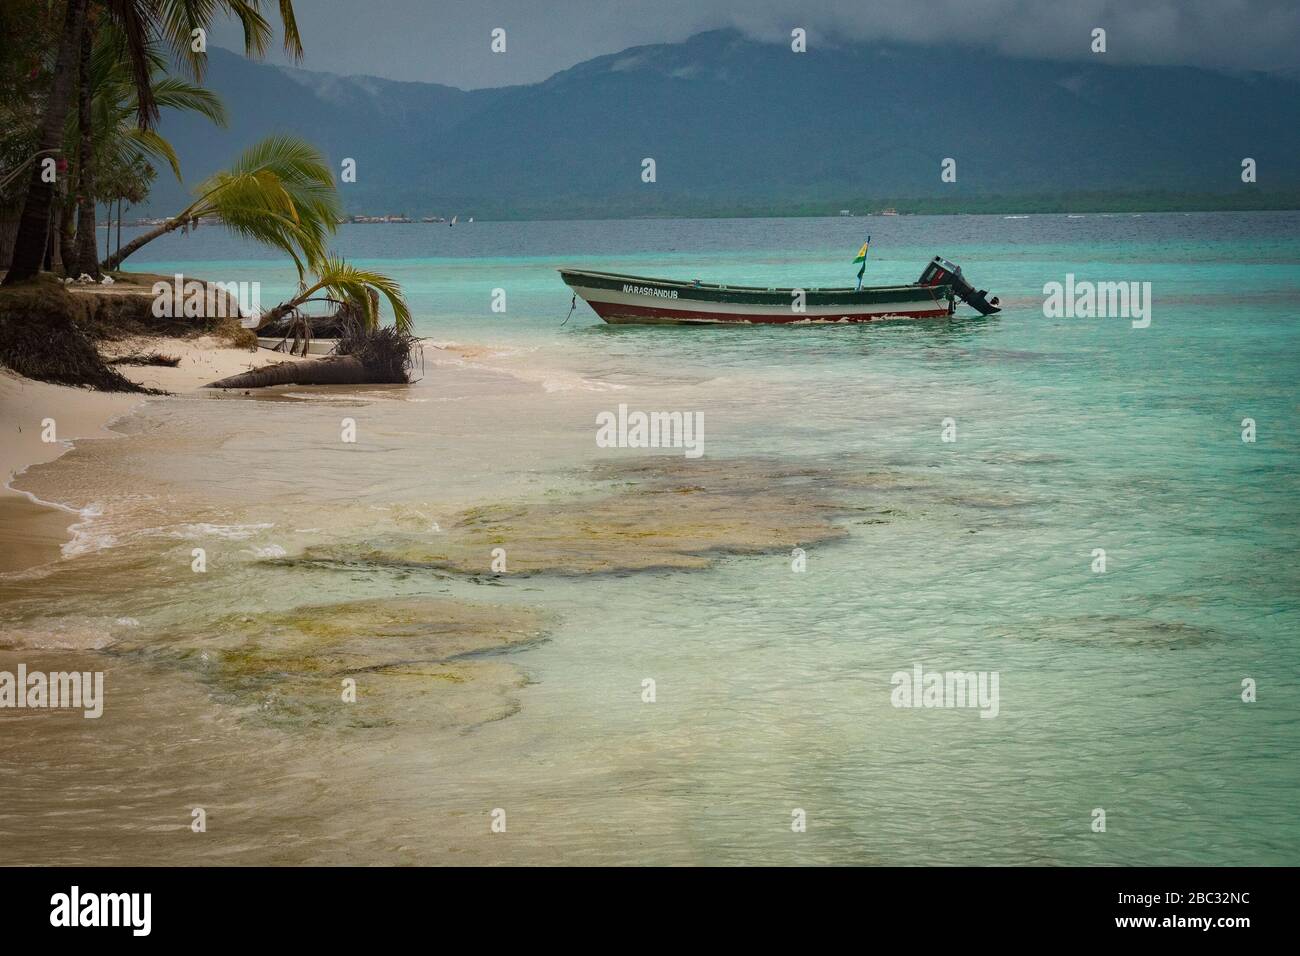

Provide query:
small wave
left=2, top=483, right=84, bottom=515
left=542, top=377, right=628, bottom=393
left=245, top=544, right=287, bottom=559
left=3, top=616, right=129, bottom=650
left=60, top=517, right=278, bottom=559
left=61, top=503, right=115, bottom=558
left=278, top=391, right=378, bottom=402
left=162, top=522, right=274, bottom=540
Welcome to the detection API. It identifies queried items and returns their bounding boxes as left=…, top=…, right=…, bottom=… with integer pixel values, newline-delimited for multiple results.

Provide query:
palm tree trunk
left=50, top=202, right=65, bottom=274
left=72, top=22, right=100, bottom=281
left=254, top=301, right=297, bottom=330
left=58, top=199, right=76, bottom=274
left=205, top=356, right=385, bottom=389
left=44, top=202, right=56, bottom=270
left=2, top=0, right=87, bottom=285
left=101, top=214, right=190, bottom=271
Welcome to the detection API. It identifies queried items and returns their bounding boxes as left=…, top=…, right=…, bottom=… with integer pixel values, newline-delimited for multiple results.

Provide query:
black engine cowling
left=919, top=256, right=1001, bottom=315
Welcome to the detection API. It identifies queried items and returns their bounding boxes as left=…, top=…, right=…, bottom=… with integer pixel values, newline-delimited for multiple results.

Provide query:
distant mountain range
left=143, top=30, right=1300, bottom=219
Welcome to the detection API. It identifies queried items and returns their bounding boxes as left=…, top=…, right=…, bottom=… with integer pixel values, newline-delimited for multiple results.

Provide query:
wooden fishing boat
left=559, top=257, right=999, bottom=325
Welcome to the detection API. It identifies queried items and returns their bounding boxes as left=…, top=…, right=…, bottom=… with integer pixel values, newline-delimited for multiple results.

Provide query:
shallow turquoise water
left=113, top=213, right=1300, bottom=863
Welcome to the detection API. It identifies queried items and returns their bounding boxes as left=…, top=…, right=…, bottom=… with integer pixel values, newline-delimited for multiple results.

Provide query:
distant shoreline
left=317, top=198, right=1300, bottom=225
left=119, top=201, right=1289, bottom=223
left=126, top=191, right=1300, bottom=226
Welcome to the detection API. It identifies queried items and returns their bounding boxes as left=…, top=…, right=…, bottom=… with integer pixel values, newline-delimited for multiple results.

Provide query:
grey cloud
left=209, top=0, right=1300, bottom=88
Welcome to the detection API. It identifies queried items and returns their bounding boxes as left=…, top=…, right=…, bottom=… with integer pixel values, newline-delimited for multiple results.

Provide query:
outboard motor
left=919, top=256, right=1001, bottom=315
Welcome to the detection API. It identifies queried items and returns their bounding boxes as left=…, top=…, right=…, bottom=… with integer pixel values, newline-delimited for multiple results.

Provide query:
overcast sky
left=211, top=0, right=1300, bottom=88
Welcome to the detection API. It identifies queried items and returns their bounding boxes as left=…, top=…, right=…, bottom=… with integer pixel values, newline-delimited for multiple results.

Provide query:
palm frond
left=102, top=0, right=163, bottom=128
left=157, top=0, right=224, bottom=78
left=185, top=135, right=340, bottom=279
left=221, top=0, right=274, bottom=59
left=156, top=1, right=301, bottom=77
left=274, top=0, right=304, bottom=61
left=71, top=21, right=228, bottom=189
left=301, top=257, right=412, bottom=333
left=149, top=76, right=227, bottom=126
left=122, top=127, right=182, bottom=180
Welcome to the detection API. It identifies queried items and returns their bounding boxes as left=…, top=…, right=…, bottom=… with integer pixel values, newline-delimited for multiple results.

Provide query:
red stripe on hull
left=587, top=300, right=950, bottom=324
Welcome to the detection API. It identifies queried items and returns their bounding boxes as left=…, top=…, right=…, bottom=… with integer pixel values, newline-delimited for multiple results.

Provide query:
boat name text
left=623, top=283, right=678, bottom=299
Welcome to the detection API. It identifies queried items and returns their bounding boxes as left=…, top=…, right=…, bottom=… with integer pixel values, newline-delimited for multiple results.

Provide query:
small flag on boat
left=854, top=235, right=871, bottom=289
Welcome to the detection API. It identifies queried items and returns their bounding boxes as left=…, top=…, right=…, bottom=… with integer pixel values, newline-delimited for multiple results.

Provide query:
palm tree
left=0, top=2, right=60, bottom=273
left=4, top=0, right=87, bottom=282
left=205, top=258, right=415, bottom=389
left=4, top=0, right=302, bottom=286
left=258, top=256, right=413, bottom=334
left=71, top=9, right=101, bottom=278
left=85, top=34, right=226, bottom=184
left=102, top=134, right=339, bottom=275
left=67, top=23, right=227, bottom=276
left=97, top=155, right=155, bottom=260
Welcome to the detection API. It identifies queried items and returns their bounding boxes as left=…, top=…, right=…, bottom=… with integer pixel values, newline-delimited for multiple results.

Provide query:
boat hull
left=257, top=337, right=338, bottom=355
left=560, top=269, right=954, bottom=325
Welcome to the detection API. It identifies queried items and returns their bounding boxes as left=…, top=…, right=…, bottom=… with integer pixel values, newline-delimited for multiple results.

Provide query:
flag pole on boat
left=853, top=235, right=871, bottom=291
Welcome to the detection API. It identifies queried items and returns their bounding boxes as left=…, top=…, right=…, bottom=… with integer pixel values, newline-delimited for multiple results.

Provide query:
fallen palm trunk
left=204, top=354, right=407, bottom=389
left=206, top=313, right=417, bottom=389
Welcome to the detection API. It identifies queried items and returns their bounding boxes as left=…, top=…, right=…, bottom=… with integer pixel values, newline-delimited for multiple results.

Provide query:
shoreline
left=0, top=336, right=310, bottom=575
left=0, top=334, right=571, bottom=577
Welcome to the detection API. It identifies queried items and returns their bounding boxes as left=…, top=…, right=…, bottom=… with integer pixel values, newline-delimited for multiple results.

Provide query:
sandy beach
left=1, top=337, right=308, bottom=575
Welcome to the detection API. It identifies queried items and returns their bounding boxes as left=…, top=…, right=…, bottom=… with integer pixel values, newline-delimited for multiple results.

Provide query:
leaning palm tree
left=205, top=258, right=416, bottom=389
left=256, top=256, right=413, bottom=334
left=102, top=134, right=338, bottom=275
left=4, top=0, right=302, bottom=285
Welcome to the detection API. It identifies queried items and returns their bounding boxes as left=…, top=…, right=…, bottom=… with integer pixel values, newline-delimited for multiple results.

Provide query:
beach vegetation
left=66, top=21, right=229, bottom=278
left=0, top=270, right=254, bottom=390
left=1, top=4, right=415, bottom=391
left=3, top=0, right=302, bottom=286
left=0, top=274, right=146, bottom=391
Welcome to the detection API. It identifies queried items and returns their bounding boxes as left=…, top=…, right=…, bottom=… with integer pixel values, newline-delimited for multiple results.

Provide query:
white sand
left=0, top=339, right=308, bottom=573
